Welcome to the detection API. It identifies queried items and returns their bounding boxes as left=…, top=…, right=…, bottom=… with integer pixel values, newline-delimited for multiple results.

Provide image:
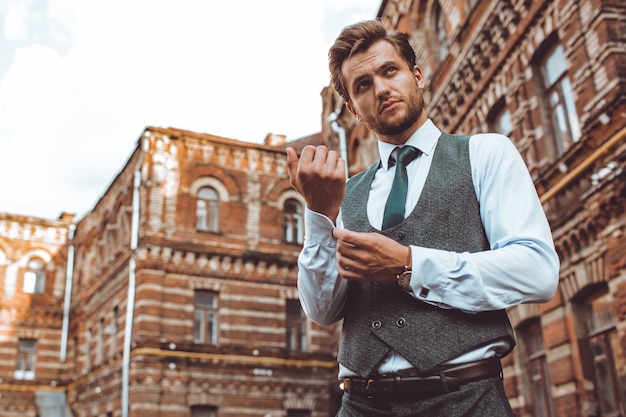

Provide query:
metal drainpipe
left=328, top=110, right=349, bottom=177
left=60, top=224, right=76, bottom=362
left=122, top=168, right=141, bottom=417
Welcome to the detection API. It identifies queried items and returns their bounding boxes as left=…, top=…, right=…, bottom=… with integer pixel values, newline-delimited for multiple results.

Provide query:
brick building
left=0, top=213, right=75, bottom=416
left=0, top=128, right=342, bottom=417
left=2, top=0, right=625, bottom=416
left=320, top=0, right=625, bottom=416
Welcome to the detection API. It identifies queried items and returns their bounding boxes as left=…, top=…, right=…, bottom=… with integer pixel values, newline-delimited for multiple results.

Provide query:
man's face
left=342, top=40, right=426, bottom=144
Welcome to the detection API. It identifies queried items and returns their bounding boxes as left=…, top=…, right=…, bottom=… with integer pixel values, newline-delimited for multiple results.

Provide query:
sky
left=0, top=0, right=380, bottom=220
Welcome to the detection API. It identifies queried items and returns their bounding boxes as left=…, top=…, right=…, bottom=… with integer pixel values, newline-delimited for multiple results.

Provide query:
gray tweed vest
left=339, top=133, right=514, bottom=378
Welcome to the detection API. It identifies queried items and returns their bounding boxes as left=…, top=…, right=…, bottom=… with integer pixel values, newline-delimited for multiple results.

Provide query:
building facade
left=0, top=213, right=75, bottom=416
left=321, top=0, right=625, bottom=416
left=2, top=0, right=625, bottom=416
left=0, top=128, right=342, bottom=417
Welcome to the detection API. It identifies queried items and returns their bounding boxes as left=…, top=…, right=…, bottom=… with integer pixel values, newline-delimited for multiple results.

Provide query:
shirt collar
left=378, top=119, right=441, bottom=170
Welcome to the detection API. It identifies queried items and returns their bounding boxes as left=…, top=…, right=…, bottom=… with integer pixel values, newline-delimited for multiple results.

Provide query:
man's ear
left=346, top=102, right=361, bottom=121
left=413, top=65, right=426, bottom=89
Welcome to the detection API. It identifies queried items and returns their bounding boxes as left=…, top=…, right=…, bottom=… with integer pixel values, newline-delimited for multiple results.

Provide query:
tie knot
left=392, top=146, right=421, bottom=166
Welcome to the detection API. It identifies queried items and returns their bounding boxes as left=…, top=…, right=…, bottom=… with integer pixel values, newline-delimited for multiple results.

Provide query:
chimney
left=264, top=133, right=287, bottom=147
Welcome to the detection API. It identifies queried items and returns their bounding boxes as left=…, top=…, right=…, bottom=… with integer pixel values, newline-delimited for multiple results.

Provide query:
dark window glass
left=286, top=299, right=307, bottom=351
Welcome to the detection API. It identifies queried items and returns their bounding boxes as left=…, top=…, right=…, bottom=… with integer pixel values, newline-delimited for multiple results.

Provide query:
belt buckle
left=366, top=379, right=376, bottom=393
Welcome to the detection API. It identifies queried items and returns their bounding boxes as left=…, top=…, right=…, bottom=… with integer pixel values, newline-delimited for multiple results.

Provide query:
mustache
left=378, top=97, right=402, bottom=114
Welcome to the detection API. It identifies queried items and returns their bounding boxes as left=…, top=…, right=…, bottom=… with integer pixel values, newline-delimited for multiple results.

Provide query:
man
left=285, top=20, right=559, bottom=417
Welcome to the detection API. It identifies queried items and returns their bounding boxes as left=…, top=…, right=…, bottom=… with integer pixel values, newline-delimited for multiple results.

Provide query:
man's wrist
left=396, top=246, right=413, bottom=291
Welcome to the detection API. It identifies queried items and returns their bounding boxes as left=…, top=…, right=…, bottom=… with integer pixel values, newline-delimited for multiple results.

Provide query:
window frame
left=286, top=299, right=308, bottom=352
left=536, top=41, right=581, bottom=156
left=23, top=257, right=46, bottom=294
left=577, top=289, right=626, bottom=416
left=488, top=99, right=513, bottom=138
left=15, top=338, right=37, bottom=380
left=519, top=319, right=554, bottom=417
left=194, top=290, right=219, bottom=345
left=431, top=0, right=449, bottom=64
left=196, top=186, right=220, bottom=233
left=284, top=199, right=304, bottom=245
left=190, top=405, right=217, bottom=417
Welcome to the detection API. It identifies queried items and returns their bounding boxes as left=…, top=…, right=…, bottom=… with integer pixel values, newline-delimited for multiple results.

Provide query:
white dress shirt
left=297, top=119, right=560, bottom=378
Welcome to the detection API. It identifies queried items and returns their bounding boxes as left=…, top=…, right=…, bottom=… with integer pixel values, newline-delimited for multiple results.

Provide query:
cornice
left=430, top=0, right=535, bottom=129
left=0, top=217, right=69, bottom=245
left=135, top=245, right=298, bottom=285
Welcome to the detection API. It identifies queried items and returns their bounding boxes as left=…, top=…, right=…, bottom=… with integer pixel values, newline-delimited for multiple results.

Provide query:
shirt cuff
left=409, top=245, right=454, bottom=304
left=304, top=208, right=336, bottom=246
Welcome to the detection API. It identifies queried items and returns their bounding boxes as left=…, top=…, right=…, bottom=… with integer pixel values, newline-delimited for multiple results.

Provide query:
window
left=194, top=290, right=218, bottom=345
left=579, top=290, right=626, bottom=416
left=520, top=320, right=554, bottom=417
left=466, top=0, right=478, bottom=11
left=23, top=258, right=45, bottom=294
left=287, top=411, right=311, bottom=417
left=286, top=299, right=307, bottom=352
left=190, top=405, right=217, bottom=417
left=284, top=199, right=304, bottom=244
left=110, top=306, right=119, bottom=355
left=196, top=187, right=219, bottom=232
left=15, top=339, right=36, bottom=380
left=538, top=43, right=581, bottom=155
left=73, top=336, right=79, bottom=371
left=97, top=317, right=104, bottom=364
left=85, top=327, right=92, bottom=371
left=432, top=1, right=449, bottom=63
left=489, top=100, right=513, bottom=137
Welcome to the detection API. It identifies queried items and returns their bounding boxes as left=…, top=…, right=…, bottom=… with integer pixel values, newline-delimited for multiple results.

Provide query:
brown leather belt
left=343, top=357, right=502, bottom=399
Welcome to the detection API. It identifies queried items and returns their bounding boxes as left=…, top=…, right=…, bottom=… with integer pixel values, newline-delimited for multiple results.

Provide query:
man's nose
left=373, top=77, right=390, bottom=98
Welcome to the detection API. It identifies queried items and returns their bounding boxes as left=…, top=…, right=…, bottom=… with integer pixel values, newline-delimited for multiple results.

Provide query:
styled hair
left=328, top=19, right=416, bottom=103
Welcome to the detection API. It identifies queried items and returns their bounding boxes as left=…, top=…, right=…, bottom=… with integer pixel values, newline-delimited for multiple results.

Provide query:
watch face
left=398, top=271, right=412, bottom=291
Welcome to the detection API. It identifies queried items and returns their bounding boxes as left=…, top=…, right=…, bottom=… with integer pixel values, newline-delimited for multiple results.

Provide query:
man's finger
left=333, top=228, right=361, bottom=247
left=300, top=145, right=322, bottom=165
left=285, top=147, right=301, bottom=189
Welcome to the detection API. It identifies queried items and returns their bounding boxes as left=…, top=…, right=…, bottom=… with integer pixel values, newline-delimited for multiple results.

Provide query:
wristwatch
left=396, top=247, right=412, bottom=291
left=396, top=270, right=412, bottom=291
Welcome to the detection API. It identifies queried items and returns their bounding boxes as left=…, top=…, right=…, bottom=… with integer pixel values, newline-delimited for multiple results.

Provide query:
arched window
left=432, top=1, right=449, bottom=63
left=284, top=199, right=303, bottom=244
left=196, top=186, right=219, bottom=232
left=23, top=258, right=45, bottom=294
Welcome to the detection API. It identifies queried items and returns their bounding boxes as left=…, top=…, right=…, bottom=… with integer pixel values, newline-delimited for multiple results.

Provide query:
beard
left=363, top=82, right=425, bottom=137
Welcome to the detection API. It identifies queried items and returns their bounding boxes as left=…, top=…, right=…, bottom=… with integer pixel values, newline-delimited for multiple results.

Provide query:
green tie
left=382, top=146, right=421, bottom=230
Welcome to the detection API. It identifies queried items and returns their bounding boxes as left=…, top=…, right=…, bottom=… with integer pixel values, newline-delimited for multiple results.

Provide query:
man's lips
left=379, top=100, right=400, bottom=114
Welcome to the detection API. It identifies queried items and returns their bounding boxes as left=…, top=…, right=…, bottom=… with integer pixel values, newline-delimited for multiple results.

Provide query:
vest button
left=397, top=231, right=405, bottom=240
left=371, top=320, right=382, bottom=329
left=396, top=318, right=406, bottom=327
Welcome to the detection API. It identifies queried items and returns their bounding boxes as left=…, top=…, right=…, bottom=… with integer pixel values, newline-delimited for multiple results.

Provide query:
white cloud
left=3, top=2, right=28, bottom=40
left=0, top=0, right=379, bottom=219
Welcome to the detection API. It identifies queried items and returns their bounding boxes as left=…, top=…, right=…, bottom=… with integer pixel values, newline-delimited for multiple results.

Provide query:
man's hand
left=333, top=228, right=410, bottom=283
left=286, top=145, right=346, bottom=222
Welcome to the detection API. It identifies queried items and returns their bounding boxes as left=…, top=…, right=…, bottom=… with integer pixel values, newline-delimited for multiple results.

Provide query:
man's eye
left=386, top=67, right=397, bottom=74
left=357, top=81, right=370, bottom=91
